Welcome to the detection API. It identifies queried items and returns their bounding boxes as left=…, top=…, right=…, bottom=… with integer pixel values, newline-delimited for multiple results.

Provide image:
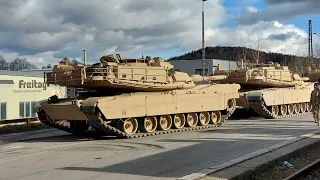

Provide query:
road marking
left=178, top=129, right=320, bottom=180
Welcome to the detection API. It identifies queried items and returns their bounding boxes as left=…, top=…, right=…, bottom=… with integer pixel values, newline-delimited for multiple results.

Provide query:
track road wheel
left=186, top=113, right=198, bottom=127
left=211, top=111, right=221, bottom=125
left=140, top=116, right=157, bottom=133
left=280, top=104, right=287, bottom=115
left=172, top=114, right=186, bottom=129
left=271, top=105, right=279, bottom=117
left=69, top=121, right=89, bottom=135
left=294, top=103, right=301, bottom=114
left=157, top=115, right=172, bottom=131
left=120, top=118, right=138, bottom=135
left=301, top=103, right=307, bottom=113
left=198, top=112, right=210, bottom=126
left=287, top=104, right=294, bottom=115
left=307, top=103, right=312, bottom=112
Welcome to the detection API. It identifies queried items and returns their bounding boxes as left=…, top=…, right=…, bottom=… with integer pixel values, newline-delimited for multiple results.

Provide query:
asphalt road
left=0, top=114, right=318, bottom=180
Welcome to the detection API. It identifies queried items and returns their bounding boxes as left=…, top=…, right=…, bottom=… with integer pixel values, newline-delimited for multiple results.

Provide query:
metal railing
left=46, top=66, right=170, bottom=85
left=250, top=69, right=296, bottom=82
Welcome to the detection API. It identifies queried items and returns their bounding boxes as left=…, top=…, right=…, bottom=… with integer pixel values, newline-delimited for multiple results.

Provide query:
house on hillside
left=168, top=59, right=237, bottom=76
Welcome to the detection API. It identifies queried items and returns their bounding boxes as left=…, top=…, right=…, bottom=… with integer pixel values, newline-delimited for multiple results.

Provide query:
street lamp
left=202, top=0, right=207, bottom=80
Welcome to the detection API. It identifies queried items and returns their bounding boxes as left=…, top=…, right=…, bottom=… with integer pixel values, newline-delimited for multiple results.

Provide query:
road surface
left=0, top=115, right=318, bottom=180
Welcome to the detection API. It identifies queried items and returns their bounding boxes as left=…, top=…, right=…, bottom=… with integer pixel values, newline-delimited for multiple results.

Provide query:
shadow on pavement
left=57, top=137, right=284, bottom=178
left=0, top=131, right=120, bottom=144
left=18, top=134, right=119, bottom=143
left=54, top=117, right=318, bottom=178
left=1, top=114, right=317, bottom=179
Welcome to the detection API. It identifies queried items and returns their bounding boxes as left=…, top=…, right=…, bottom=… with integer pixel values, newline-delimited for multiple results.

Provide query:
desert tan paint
left=80, top=84, right=240, bottom=120
left=42, top=101, right=87, bottom=121
left=37, top=54, right=241, bottom=137
left=213, top=61, right=307, bottom=87
left=248, top=82, right=314, bottom=106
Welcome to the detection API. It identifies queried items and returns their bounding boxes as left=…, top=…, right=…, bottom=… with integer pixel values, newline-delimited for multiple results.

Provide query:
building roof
left=0, top=69, right=53, bottom=77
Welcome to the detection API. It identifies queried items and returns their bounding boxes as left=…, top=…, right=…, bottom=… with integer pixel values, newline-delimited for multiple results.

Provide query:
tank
left=214, top=60, right=306, bottom=88
left=304, top=65, right=320, bottom=82
left=35, top=51, right=239, bottom=138
left=213, top=60, right=314, bottom=119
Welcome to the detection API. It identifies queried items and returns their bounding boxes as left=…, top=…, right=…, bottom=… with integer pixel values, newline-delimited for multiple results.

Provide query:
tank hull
left=239, top=82, right=314, bottom=119
left=78, top=83, right=241, bottom=138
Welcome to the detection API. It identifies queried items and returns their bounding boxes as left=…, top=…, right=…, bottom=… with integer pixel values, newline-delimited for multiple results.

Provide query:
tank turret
left=213, top=60, right=307, bottom=88
left=46, top=52, right=229, bottom=94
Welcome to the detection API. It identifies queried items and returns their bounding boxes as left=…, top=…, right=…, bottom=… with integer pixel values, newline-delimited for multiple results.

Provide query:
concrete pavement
left=0, top=115, right=318, bottom=180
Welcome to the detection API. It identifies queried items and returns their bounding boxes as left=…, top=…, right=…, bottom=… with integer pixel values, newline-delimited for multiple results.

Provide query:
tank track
left=248, top=101, right=311, bottom=119
left=86, top=102, right=237, bottom=139
left=37, top=110, right=73, bottom=133
left=37, top=110, right=104, bottom=136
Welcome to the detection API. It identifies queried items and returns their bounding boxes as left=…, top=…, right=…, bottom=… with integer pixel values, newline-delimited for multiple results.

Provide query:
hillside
left=167, top=46, right=320, bottom=75
left=167, top=46, right=315, bottom=65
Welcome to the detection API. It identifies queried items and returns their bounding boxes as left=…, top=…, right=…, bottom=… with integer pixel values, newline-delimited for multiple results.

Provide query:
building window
left=195, top=69, right=208, bottom=75
left=19, top=101, right=37, bottom=118
left=0, top=102, right=7, bottom=120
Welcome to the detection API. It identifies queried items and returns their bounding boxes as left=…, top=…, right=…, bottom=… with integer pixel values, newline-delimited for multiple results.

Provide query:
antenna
left=83, top=49, right=87, bottom=81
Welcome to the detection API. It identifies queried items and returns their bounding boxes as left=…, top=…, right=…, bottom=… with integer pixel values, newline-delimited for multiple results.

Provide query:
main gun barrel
left=191, top=74, right=227, bottom=83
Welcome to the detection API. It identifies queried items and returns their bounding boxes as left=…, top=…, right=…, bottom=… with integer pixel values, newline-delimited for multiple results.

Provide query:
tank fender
left=80, top=97, right=102, bottom=113
left=34, top=100, right=47, bottom=113
left=246, top=91, right=263, bottom=101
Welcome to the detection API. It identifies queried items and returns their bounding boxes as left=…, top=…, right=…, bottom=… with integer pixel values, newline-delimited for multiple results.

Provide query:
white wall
left=169, top=59, right=237, bottom=76
left=0, top=75, right=67, bottom=120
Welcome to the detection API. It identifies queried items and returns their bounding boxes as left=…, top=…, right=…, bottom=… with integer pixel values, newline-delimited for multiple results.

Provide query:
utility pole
left=309, top=20, right=313, bottom=64
left=202, top=0, right=207, bottom=79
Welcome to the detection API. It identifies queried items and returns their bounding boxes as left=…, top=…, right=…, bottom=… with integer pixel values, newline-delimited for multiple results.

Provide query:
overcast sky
left=0, top=0, right=319, bottom=67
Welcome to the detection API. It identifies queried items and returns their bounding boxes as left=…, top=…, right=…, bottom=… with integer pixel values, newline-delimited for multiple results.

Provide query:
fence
left=0, top=117, right=39, bottom=127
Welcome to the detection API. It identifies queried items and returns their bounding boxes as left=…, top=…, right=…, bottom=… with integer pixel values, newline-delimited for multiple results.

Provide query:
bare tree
left=71, top=58, right=82, bottom=65
left=9, top=57, right=37, bottom=71
left=290, top=50, right=309, bottom=76
left=313, top=43, right=320, bottom=67
left=236, top=34, right=249, bottom=62
left=249, top=36, right=266, bottom=64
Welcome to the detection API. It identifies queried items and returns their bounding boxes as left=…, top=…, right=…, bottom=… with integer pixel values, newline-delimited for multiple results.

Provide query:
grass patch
left=247, top=140, right=320, bottom=180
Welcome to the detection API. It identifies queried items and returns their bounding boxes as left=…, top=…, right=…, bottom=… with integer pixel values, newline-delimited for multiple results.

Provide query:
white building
left=168, top=59, right=237, bottom=76
left=0, top=69, right=67, bottom=120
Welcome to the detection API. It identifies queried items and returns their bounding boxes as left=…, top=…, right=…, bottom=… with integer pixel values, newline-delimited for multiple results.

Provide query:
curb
left=231, top=136, right=320, bottom=180
left=178, top=129, right=320, bottom=180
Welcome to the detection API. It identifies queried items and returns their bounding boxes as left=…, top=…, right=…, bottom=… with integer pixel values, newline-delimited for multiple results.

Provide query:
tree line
left=167, top=46, right=320, bottom=76
left=0, top=55, right=83, bottom=71
left=0, top=55, right=37, bottom=71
